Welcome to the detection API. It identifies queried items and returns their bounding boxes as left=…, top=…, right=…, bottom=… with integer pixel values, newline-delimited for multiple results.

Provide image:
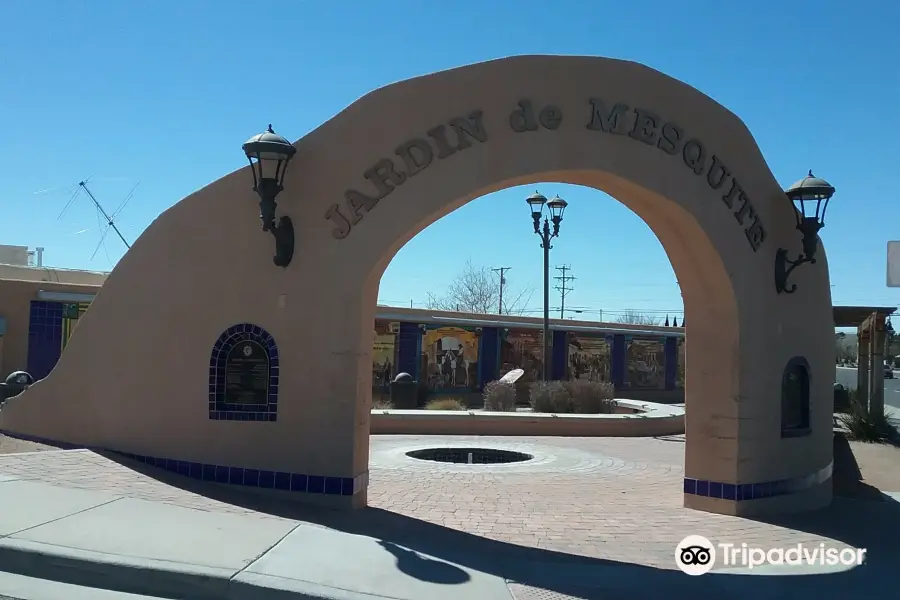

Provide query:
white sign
left=888, top=241, right=900, bottom=287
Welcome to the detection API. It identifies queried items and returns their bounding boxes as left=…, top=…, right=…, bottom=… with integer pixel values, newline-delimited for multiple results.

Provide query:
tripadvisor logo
left=675, top=535, right=866, bottom=575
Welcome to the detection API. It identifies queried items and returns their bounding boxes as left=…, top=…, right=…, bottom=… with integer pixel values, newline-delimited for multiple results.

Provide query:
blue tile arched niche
left=209, top=323, right=279, bottom=422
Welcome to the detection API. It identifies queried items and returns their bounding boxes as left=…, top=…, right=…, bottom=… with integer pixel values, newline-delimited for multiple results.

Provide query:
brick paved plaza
left=2, top=432, right=898, bottom=576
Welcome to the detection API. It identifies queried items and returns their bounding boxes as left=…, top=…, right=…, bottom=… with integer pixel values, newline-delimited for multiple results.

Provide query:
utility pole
left=492, top=267, right=511, bottom=314
left=554, top=265, right=576, bottom=319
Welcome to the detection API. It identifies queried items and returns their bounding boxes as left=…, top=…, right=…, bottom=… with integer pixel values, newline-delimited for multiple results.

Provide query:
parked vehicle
left=885, top=363, right=894, bottom=379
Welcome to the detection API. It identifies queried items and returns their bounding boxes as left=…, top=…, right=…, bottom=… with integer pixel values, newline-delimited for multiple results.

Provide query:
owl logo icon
left=675, top=535, right=715, bottom=575
left=242, top=344, right=254, bottom=357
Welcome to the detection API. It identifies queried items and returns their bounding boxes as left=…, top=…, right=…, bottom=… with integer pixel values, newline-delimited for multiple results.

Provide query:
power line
left=554, top=265, right=576, bottom=319
left=491, top=267, right=512, bottom=315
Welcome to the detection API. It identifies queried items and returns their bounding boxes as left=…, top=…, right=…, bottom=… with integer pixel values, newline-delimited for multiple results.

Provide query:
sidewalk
left=1, top=448, right=899, bottom=599
left=0, top=472, right=509, bottom=600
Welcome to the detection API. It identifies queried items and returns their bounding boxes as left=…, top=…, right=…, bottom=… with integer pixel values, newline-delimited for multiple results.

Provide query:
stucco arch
left=0, top=56, right=835, bottom=516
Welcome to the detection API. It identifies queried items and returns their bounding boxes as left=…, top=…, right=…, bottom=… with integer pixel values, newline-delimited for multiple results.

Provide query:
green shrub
left=839, top=400, right=898, bottom=443
left=562, top=380, right=616, bottom=414
left=529, top=381, right=572, bottom=413
left=425, top=397, right=467, bottom=411
left=482, top=380, right=517, bottom=411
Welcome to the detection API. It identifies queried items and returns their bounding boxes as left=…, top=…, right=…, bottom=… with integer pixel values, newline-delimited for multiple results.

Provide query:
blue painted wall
left=664, top=337, right=678, bottom=390
left=611, top=334, right=626, bottom=388
left=551, top=330, right=568, bottom=380
left=26, top=301, right=63, bottom=380
left=395, top=322, right=421, bottom=380
left=477, top=327, right=500, bottom=388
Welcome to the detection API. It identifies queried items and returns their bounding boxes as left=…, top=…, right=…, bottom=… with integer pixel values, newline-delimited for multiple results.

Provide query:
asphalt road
left=835, top=366, right=900, bottom=409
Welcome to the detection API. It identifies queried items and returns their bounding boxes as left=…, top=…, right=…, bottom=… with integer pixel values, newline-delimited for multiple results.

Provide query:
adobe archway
left=0, top=56, right=834, bottom=517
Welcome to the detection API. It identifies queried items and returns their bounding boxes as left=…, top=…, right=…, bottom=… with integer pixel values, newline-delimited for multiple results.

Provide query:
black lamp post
left=774, top=170, right=835, bottom=294
left=242, top=125, right=297, bottom=268
left=526, top=191, right=568, bottom=381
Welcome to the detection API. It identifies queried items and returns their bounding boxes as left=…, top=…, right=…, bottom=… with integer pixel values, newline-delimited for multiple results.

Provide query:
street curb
left=0, top=539, right=344, bottom=600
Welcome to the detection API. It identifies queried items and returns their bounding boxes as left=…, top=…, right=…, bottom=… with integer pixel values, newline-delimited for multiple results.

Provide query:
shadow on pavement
left=377, top=540, right=470, bottom=584
left=831, top=431, right=887, bottom=501
left=97, top=451, right=900, bottom=599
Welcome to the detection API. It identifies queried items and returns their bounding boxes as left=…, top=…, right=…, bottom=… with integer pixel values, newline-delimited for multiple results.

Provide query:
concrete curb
left=370, top=399, right=685, bottom=437
left=0, top=538, right=347, bottom=600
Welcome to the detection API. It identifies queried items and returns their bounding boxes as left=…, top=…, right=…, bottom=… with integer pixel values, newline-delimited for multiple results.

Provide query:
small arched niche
left=781, top=356, right=811, bottom=437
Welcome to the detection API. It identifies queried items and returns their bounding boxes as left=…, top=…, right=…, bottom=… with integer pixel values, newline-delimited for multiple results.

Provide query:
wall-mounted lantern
left=242, top=125, right=297, bottom=268
left=774, top=170, right=835, bottom=294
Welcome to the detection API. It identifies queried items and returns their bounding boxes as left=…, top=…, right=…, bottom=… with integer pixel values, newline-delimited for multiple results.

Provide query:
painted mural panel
left=626, top=337, right=666, bottom=389
left=676, top=338, right=685, bottom=388
left=567, top=334, right=611, bottom=382
left=499, top=329, right=545, bottom=385
left=61, top=302, right=90, bottom=351
left=372, top=321, right=396, bottom=391
left=422, top=326, right=479, bottom=391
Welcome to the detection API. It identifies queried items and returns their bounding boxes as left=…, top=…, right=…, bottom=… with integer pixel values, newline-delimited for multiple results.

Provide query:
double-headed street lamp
left=526, top=191, right=568, bottom=381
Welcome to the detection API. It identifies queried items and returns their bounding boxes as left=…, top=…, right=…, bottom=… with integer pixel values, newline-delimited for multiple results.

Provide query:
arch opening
left=364, top=173, right=739, bottom=492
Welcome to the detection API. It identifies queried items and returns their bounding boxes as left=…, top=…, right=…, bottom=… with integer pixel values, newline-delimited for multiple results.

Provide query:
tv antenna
left=54, top=175, right=137, bottom=260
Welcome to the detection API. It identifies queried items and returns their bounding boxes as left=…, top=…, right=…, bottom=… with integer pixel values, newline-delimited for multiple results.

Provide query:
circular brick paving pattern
left=367, top=435, right=890, bottom=570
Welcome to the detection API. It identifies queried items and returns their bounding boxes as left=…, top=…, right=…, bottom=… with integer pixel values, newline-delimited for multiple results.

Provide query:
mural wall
left=499, top=329, right=545, bottom=402
left=676, top=338, right=686, bottom=388
left=625, top=337, right=667, bottom=389
left=372, top=321, right=396, bottom=392
left=421, top=326, right=479, bottom=392
left=567, top=334, right=612, bottom=383
left=61, top=302, right=90, bottom=352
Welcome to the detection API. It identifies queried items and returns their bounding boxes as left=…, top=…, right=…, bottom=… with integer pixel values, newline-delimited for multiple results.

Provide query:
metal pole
left=79, top=181, right=131, bottom=249
left=542, top=220, right=551, bottom=381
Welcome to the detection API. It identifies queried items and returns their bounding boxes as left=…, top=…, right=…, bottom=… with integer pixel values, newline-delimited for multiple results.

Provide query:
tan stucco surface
left=0, top=55, right=834, bottom=515
left=0, top=264, right=108, bottom=286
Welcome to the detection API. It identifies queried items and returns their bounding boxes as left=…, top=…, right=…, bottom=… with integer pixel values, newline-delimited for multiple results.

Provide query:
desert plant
left=529, top=381, right=572, bottom=413
left=425, top=397, right=467, bottom=411
left=372, top=396, right=393, bottom=410
left=482, top=380, right=517, bottom=411
left=839, top=400, right=898, bottom=443
left=562, top=379, right=617, bottom=414
left=833, top=384, right=851, bottom=414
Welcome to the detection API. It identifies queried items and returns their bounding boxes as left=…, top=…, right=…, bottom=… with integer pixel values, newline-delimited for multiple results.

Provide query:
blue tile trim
left=114, top=450, right=367, bottom=497
left=0, top=430, right=367, bottom=497
left=684, top=461, right=833, bottom=501
left=209, top=323, right=279, bottom=422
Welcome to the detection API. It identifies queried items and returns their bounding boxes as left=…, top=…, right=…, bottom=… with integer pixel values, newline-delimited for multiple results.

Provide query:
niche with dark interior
left=781, top=357, right=811, bottom=437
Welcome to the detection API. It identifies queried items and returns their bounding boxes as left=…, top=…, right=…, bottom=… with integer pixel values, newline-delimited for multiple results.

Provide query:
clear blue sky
left=2, top=1, right=898, bottom=323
